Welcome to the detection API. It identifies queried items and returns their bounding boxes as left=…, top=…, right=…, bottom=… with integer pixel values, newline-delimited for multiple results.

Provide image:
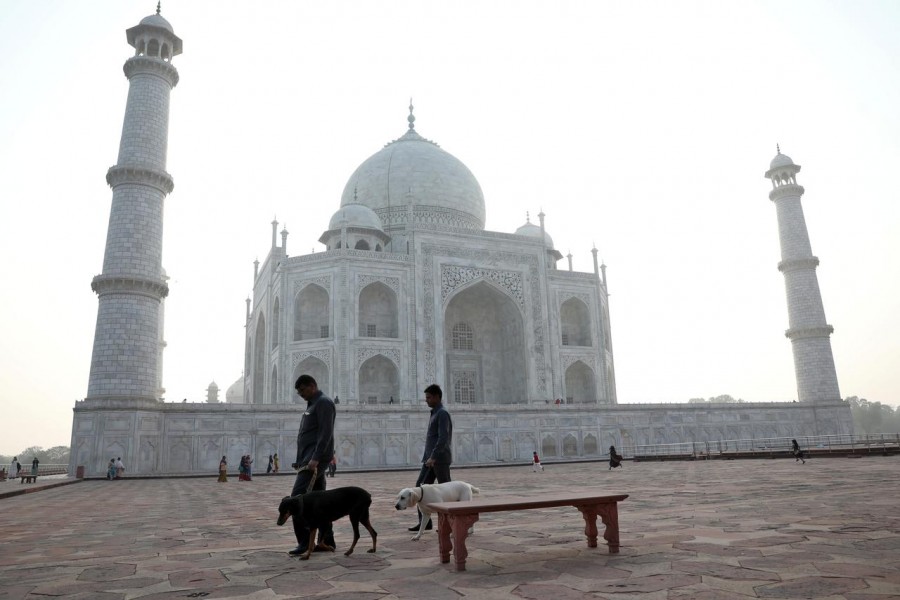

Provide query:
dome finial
left=526, top=211, right=530, bottom=223
left=354, top=185, right=358, bottom=203
left=156, top=1, right=161, bottom=15
left=408, top=98, right=416, bottom=130
left=776, top=143, right=781, bottom=154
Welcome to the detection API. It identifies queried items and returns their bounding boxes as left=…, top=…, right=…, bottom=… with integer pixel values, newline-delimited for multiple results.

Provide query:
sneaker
left=407, top=521, right=433, bottom=532
left=288, top=545, right=308, bottom=556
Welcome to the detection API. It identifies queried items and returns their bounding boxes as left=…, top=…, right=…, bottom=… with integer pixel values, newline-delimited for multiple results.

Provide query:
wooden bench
left=430, top=491, right=628, bottom=571
left=20, top=474, right=38, bottom=484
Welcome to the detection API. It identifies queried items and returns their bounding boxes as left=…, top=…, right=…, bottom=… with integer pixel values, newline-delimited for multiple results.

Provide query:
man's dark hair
left=295, top=374, right=318, bottom=390
left=424, top=383, right=442, bottom=399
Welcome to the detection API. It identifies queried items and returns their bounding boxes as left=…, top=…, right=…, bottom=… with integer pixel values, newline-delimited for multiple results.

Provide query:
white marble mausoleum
left=70, top=10, right=852, bottom=477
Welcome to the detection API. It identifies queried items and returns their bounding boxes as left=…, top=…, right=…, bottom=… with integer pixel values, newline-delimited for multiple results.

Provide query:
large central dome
left=340, top=111, right=485, bottom=231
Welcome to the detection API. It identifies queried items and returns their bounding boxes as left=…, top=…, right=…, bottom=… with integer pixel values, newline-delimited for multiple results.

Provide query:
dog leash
left=297, top=464, right=319, bottom=493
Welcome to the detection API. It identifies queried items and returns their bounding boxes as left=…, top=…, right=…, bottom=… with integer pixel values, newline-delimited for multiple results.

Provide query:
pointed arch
left=358, top=281, right=398, bottom=338
left=270, top=365, right=278, bottom=404
left=444, top=281, right=526, bottom=404
left=354, top=239, right=370, bottom=250
left=294, top=284, right=330, bottom=341
left=560, top=297, right=592, bottom=346
left=565, top=360, right=596, bottom=404
left=358, top=354, right=399, bottom=404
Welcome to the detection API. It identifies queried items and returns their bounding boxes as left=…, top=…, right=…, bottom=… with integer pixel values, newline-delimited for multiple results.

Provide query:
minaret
left=85, top=9, right=182, bottom=404
left=765, top=148, right=840, bottom=403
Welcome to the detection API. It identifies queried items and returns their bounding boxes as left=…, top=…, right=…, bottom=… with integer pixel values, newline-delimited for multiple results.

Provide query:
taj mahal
left=70, top=10, right=851, bottom=476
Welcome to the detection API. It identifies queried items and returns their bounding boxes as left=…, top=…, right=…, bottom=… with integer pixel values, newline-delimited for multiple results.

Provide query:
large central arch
left=444, top=281, right=526, bottom=404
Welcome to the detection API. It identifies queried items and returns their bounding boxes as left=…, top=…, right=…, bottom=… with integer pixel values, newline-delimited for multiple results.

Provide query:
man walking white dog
left=406, top=384, right=453, bottom=532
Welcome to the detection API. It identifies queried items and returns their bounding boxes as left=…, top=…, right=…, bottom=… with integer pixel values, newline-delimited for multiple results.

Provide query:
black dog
left=277, top=486, right=377, bottom=560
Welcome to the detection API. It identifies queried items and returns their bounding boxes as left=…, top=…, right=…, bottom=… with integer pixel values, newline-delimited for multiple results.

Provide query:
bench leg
left=577, top=502, right=620, bottom=553
left=440, top=514, right=479, bottom=571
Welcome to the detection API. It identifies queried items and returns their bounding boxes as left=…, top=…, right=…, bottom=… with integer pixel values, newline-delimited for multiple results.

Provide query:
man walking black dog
left=288, top=374, right=337, bottom=556
left=407, top=384, right=453, bottom=531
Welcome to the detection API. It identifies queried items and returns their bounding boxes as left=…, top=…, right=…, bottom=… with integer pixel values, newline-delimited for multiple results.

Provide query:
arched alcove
left=564, top=361, right=596, bottom=404
left=358, top=355, right=399, bottom=404
left=270, top=365, right=278, bottom=404
left=444, top=281, right=525, bottom=404
left=541, top=435, right=557, bottom=458
left=294, top=284, right=330, bottom=341
left=560, top=297, right=592, bottom=346
left=354, top=239, right=370, bottom=250
left=358, top=281, right=398, bottom=338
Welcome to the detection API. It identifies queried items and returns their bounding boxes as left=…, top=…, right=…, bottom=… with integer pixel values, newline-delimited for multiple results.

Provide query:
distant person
left=107, top=459, right=116, bottom=480
left=15, top=460, right=22, bottom=477
left=11, top=457, right=17, bottom=477
left=791, top=439, right=806, bottom=464
left=267, top=454, right=274, bottom=474
left=115, top=457, right=125, bottom=479
left=334, top=395, right=340, bottom=404
left=31, top=457, right=40, bottom=476
left=609, top=445, right=623, bottom=470
left=327, top=455, right=337, bottom=477
left=218, top=456, right=228, bottom=482
left=407, top=384, right=453, bottom=532
left=532, top=451, right=544, bottom=472
left=389, top=396, right=394, bottom=405
left=273, top=453, right=280, bottom=473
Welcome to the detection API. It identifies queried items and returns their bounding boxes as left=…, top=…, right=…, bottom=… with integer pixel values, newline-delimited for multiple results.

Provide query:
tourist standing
left=267, top=454, right=274, bottom=474
left=31, top=457, right=39, bottom=476
left=11, top=457, right=17, bottom=478
left=107, top=459, right=116, bottom=480
left=218, top=456, right=228, bottom=482
left=327, top=455, right=337, bottom=477
left=115, top=457, right=125, bottom=479
left=273, top=453, right=280, bottom=473
left=407, top=384, right=453, bottom=532
left=288, top=374, right=336, bottom=556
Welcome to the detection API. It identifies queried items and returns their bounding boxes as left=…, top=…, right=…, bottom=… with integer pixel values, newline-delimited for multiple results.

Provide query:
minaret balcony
left=123, top=55, right=179, bottom=87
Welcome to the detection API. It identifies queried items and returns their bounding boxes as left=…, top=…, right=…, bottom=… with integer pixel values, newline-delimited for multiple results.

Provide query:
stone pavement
left=1, top=457, right=899, bottom=599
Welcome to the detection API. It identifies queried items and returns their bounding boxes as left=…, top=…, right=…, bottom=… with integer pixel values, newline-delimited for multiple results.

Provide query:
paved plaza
left=1, top=457, right=899, bottom=599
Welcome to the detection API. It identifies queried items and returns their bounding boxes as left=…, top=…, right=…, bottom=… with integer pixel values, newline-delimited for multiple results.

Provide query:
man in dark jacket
left=288, top=374, right=337, bottom=556
left=407, top=383, right=453, bottom=531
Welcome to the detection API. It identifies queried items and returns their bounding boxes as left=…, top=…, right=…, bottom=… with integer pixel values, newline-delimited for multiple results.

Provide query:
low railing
left=627, top=433, right=900, bottom=460
left=2, top=463, right=70, bottom=476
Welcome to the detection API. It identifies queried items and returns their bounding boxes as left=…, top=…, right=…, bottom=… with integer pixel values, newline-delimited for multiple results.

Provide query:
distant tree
left=846, top=396, right=900, bottom=434
left=687, top=395, right=745, bottom=403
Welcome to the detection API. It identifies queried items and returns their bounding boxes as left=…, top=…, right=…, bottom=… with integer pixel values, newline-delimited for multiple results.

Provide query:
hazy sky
left=1, top=1, right=898, bottom=454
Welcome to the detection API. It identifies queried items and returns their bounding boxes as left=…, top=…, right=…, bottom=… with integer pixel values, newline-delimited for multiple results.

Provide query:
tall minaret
left=85, top=9, right=182, bottom=404
left=765, top=149, right=840, bottom=403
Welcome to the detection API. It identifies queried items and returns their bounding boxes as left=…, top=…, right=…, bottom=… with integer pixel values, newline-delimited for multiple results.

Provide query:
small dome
left=207, top=381, right=219, bottom=390
left=515, top=221, right=554, bottom=248
left=139, top=14, right=175, bottom=34
left=770, top=152, right=795, bottom=169
left=225, top=376, right=244, bottom=404
left=328, top=203, right=384, bottom=232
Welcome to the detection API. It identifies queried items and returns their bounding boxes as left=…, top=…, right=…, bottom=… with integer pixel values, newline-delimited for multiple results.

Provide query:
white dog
left=395, top=481, right=480, bottom=541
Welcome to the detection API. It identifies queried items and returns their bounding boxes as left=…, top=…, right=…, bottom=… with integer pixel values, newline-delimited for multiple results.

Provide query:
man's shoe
left=407, top=521, right=432, bottom=531
left=288, top=545, right=308, bottom=556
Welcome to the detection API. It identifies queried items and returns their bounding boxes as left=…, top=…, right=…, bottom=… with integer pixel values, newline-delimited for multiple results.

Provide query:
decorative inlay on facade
left=558, top=291, right=591, bottom=306
left=561, top=353, right=596, bottom=371
left=292, top=276, right=331, bottom=296
left=441, top=265, right=524, bottom=309
left=356, top=346, right=401, bottom=369
left=423, top=244, right=546, bottom=392
left=357, top=274, right=400, bottom=294
left=377, top=206, right=483, bottom=230
left=291, top=349, right=332, bottom=370
left=106, top=165, right=175, bottom=194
